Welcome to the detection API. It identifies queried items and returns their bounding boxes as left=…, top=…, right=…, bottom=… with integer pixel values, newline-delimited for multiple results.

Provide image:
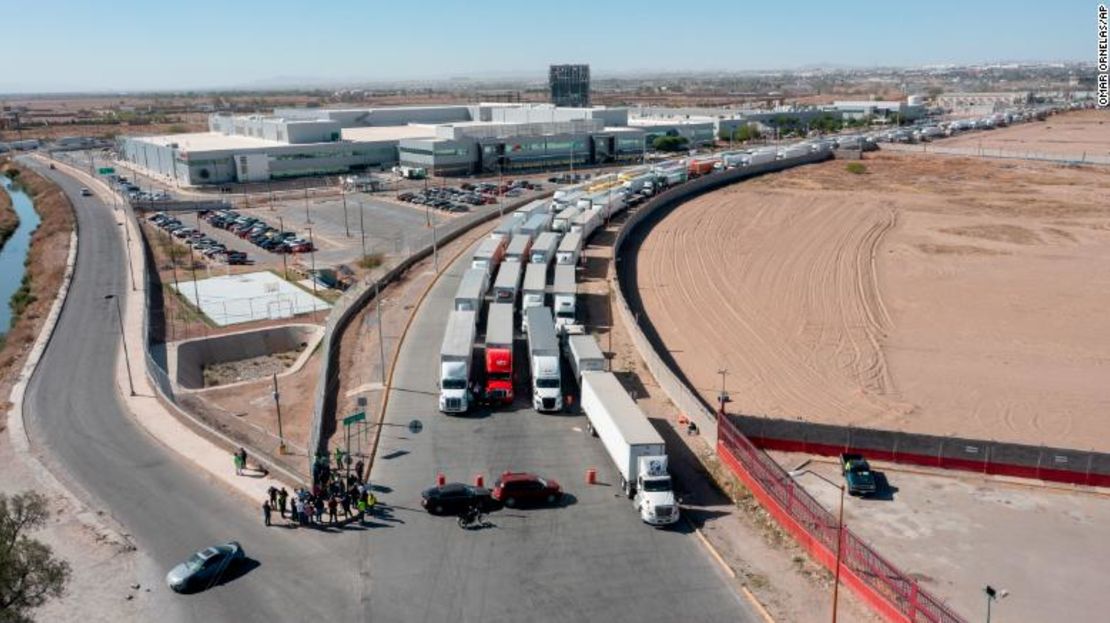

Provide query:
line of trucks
left=436, top=183, right=679, bottom=525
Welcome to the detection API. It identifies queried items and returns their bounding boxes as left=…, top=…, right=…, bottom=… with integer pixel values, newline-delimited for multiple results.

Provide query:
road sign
left=97, top=167, right=115, bottom=175
left=343, top=411, right=366, bottom=426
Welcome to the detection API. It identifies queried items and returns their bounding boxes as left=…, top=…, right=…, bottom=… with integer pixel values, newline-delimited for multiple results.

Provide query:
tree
left=0, top=492, right=71, bottom=623
left=652, top=135, right=688, bottom=152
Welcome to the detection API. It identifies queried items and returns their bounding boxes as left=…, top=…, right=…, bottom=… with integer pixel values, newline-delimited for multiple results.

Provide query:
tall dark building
left=549, top=64, right=590, bottom=108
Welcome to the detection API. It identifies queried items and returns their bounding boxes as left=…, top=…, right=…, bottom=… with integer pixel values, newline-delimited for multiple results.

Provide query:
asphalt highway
left=18, top=157, right=364, bottom=622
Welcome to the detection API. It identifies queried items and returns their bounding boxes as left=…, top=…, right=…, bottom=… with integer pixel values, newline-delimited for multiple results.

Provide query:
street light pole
left=788, top=469, right=846, bottom=623
left=303, top=178, right=312, bottom=224
left=358, top=199, right=367, bottom=260
left=105, top=295, right=135, bottom=397
left=376, top=282, right=386, bottom=384
left=272, top=373, right=286, bottom=454
left=341, top=186, right=351, bottom=237
left=278, top=216, right=288, bottom=280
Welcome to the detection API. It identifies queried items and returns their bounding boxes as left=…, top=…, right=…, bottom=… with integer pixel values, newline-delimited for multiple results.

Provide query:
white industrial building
left=120, top=103, right=718, bottom=186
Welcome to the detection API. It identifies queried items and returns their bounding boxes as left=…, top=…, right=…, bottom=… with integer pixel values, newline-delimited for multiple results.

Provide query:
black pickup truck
left=841, top=453, right=878, bottom=496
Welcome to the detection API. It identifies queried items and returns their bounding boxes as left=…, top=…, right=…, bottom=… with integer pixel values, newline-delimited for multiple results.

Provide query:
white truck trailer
left=521, top=262, right=547, bottom=331
left=472, top=236, right=507, bottom=276
left=492, top=212, right=526, bottom=239
left=504, top=233, right=533, bottom=263
left=552, top=264, right=577, bottom=331
left=552, top=206, right=581, bottom=232
left=529, top=232, right=560, bottom=266
left=570, top=208, right=602, bottom=240
left=438, top=310, right=477, bottom=413
left=565, top=333, right=605, bottom=385
left=491, top=259, right=523, bottom=305
left=555, top=231, right=582, bottom=266
left=525, top=306, right=562, bottom=413
left=520, top=212, right=553, bottom=237
left=454, top=268, right=489, bottom=313
left=579, top=371, right=679, bottom=525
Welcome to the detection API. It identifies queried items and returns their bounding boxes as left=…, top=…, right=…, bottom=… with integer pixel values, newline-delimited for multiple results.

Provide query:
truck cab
left=634, top=456, right=680, bottom=526
left=525, top=306, right=562, bottom=412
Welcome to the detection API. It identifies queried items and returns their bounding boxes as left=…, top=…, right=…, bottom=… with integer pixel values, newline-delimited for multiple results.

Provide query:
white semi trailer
left=521, top=262, right=547, bottom=331
left=454, top=268, right=489, bottom=313
left=555, top=231, right=582, bottom=266
left=525, top=306, right=562, bottom=413
left=438, top=310, right=477, bottom=414
left=579, top=371, right=680, bottom=526
left=552, top=264, right=577, bottom=331
left=565, top=333, right=605, bottom=385
left=492, top=259, right=523, bottom=305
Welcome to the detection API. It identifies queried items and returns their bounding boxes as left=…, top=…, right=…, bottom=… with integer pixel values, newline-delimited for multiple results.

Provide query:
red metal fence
left=718, top=415, right=967, bottom=623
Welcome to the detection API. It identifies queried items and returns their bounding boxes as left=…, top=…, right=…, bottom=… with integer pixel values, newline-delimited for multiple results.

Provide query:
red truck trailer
left=484, top=302, right=515, bottom=405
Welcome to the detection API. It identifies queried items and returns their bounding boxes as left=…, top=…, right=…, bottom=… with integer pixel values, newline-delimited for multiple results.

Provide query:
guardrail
left=307, top=194, right=550, bottom=474
left=610, top=152, right=967, bottom=623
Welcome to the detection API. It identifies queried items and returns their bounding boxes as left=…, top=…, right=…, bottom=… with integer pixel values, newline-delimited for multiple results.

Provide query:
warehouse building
left=120, top=102, right=713, bottom=185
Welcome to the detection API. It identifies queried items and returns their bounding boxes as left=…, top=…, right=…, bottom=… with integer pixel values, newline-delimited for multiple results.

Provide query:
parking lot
left=775, top=452, right=1110, bottom=623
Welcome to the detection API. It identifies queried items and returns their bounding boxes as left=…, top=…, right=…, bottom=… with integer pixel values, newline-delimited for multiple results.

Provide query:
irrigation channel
left=0, top=173, right=41, bottom=337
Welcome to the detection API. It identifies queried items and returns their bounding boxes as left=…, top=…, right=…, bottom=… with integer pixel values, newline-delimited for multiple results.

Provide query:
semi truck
left=747, top=149, right=778, bottom=165
left=492, top=259, right=523, bottom=305
left=555, top=231, right=582, bottom=266
left=492, top=213, right=525, bottom=239
left=438, top=310, right=477, bottom=413
left=579, top=371, right=680, bottom=526
left=565, top=333, right=605, bottom=385
left=504, top=233, right=533, bottom=263
left=520, top=262, right=547, bottom=331
left=484, top=302, right=515, bottom=406
left=621, top=173, right=655, bottom=195
left=552, top=264, right=577, bottom=331
left=570, top=208, right=602, bottom=240
left=524, top=306, right=562, bottom=412
left=472, top=236, right=507, bottom=275
left=529, top=232, right=560, bottom=266
left=552, top=206, right=581, bottom=232
left=454, top=268, right=489, bottom=314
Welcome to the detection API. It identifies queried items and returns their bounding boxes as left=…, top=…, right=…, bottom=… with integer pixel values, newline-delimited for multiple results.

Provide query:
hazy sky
left=0, top=0, right=1096, bottom=93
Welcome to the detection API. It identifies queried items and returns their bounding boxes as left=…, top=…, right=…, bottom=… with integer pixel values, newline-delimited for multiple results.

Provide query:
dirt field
left=634, top=152, right=1110, bottom=451
left=936, top=109, right=1110, bottom=158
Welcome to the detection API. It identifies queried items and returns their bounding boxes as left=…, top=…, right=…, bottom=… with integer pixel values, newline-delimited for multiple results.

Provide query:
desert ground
left=936, top=109, right=1110, bottom=159
left=634, top=152, right=1110, bottom=451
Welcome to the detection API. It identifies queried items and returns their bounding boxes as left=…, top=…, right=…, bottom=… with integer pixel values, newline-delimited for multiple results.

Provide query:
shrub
left=845, top=162, right=867, bottom=175
left=358, top=253, right=384, bottom=270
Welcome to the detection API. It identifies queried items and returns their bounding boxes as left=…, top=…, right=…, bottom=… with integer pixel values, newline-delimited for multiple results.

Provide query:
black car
left=421, top=483, right=497, bottom=515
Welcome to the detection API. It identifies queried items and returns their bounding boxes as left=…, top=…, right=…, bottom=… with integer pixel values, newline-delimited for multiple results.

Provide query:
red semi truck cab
left=484, top=302, right=515, bottom=406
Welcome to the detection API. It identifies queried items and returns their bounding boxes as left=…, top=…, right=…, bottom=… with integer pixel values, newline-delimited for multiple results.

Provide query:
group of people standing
left=259, top=448, right=375, bottom=528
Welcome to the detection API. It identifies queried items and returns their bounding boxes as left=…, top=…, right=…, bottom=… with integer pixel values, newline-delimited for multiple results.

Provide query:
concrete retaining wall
left=170, top=323, right=322, bottom=390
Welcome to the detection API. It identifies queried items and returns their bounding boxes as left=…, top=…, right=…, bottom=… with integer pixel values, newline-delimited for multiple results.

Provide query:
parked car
left=491, top=472, right=562, bottom=508
left=165, top=541, right=245, bottom=593
left=421, top=483, right=497, bottom=515
left=841, top=453, right=878, bottom=496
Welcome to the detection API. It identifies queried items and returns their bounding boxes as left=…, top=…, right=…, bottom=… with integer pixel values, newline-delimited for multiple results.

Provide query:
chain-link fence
left=729, top=414, right=1110, bottom=488
left=881, top=141, right=1110, bottom=165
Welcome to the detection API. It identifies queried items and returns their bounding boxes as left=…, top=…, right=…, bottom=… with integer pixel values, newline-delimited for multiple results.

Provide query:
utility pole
left=358, top=199, right=367, bottom=260
left=431, top=217, right=439, bottom=273
left=341, top=185, right=350, bottom=237
left=303, top=178, right=312, bottom=224
left=831, top=483, right=845, bottom=623
left=607, top=278, right=614, bottom=371
left=278, top=216, right=288, bottom=280
left=272, top=373, right=286, bottom=454
left=104, top=295, right=135, bottom=397
left=376, top=282, right=386, bottom=384
left=717, top=368, right=729, bottom=415
left=307, top=227, right=319, bottom=321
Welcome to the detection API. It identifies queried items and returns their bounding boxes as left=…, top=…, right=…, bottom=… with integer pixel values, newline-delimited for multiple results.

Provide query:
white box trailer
left=555, top=231, right=582, bottom=266
left=472, top=236, right=507, bottom=275
left=579, top=371, right=679, bottom=525
left=552, top=206, right=581, bottom=232
left=525, top=306, right=562, bottom=412
left=492, top=259, right=523, bottom=305
left=492, top=213, right=526, bottom=238
left=747, top=149, right=777, bottom=165
left=454, top=268, right=489, bottom=313
left=552, top=264, right=577, bottom=330
left=570, top=208, right=602, bottom=240
left=520, top=212, right=553, bottom=237
left=504, top=233, right=533, bottom=263
left=565, top=333, right=605, bottom=385
left=777, top=144, right=810, bottom=160
left=521, top=262, right=547, bottom=330
left=529, top=232, right=560, bottom=265
left=439, top=310, right=477, bottom=413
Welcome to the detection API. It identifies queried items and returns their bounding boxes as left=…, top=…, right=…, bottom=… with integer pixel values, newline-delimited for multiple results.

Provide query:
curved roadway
left=18, top=157, right=364, bottom=622
left=365, top=238, right=756, bottom=622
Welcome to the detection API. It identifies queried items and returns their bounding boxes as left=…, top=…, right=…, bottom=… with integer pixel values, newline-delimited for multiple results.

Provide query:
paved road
left=17, top=157, right=365, bottom=622
left=365, top=243, right=757, bottom=622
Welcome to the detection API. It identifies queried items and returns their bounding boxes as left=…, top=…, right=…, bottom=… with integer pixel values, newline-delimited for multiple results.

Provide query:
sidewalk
left=44, top=156, right=299, bottom=505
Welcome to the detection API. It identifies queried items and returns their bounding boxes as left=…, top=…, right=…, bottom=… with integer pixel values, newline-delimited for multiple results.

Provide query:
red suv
left=492, top=472, right=562, bottom=508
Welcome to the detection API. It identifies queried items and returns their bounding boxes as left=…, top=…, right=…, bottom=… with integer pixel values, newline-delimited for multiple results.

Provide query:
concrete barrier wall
left=611, top=152, right=831, bottom=448
left=307, top=193, right=552, bottom=470
left=172, top=324, right=320, bottom=390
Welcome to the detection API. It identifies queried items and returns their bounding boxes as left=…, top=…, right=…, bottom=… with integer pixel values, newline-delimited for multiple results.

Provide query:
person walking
left=356, top=496, right=367, bottom=524
left=262, top=499, right=272, bottom=527
left=277, top=487, right=288, bottom=518
left=314, top=497, right=325, bottom=524
left=236, top=447, right=248, bottom=472
left=233, top=452, right=243, bottom=476
left=334, top=447, right=345, bottom=471
left=340, top=492, right=351, bottom=519
left=268, top=486, right=278, bottom=507
left=328, top=496, right=339, bottom=525
left=354, top=459, right=365, bottom=482
left=295, top=497, right=306, bottom=526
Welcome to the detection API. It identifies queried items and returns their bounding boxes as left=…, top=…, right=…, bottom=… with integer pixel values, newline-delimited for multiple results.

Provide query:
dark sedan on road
left=165, top=541, right=245, bottom=593
left=421, top=483, right=497, bottom=515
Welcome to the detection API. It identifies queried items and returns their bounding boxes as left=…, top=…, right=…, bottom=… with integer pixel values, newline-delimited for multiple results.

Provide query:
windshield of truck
left=442, top=379, right=467, bottom=390
left=642, top=476, right=672, bottom=492
left=556, top=311, right=575, bottom=319
left=535, top=378, right=560, bottom=389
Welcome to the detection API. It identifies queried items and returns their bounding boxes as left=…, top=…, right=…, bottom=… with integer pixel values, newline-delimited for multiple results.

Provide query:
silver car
left=165, top=541, right=244, bottom=593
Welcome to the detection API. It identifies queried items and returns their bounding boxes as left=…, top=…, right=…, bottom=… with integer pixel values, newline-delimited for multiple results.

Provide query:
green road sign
left=343, top=411, right=366, bottom=426
left=97, top=167, right=115, bottom=175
